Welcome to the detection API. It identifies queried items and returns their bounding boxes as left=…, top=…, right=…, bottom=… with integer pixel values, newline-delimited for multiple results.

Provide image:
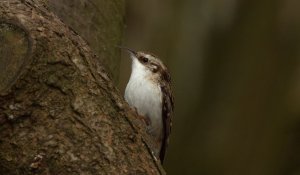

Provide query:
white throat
left=130, top=55, right=151, bottom=79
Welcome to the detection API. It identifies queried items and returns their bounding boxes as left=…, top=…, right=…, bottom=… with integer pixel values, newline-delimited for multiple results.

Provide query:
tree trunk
left=0, top=0, right=165, bottom=174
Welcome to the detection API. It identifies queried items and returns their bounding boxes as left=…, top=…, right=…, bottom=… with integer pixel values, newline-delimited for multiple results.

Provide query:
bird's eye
left=140, top=56, right=149, bottom=63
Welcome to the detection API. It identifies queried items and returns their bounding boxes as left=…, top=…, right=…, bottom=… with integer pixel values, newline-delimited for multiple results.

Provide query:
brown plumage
left=159, top=72, right=174, bottom=163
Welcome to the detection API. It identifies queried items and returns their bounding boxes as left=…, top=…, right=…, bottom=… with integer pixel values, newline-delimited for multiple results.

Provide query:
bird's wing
left=159, top=72, right=174, bottom=164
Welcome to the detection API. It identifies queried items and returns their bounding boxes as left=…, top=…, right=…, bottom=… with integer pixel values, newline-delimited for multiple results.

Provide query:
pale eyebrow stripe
left=145, top=54, right=154, bottom=59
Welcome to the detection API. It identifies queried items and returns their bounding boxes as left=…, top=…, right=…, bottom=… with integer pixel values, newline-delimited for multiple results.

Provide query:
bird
left=121, top=47, right=174, bottom=164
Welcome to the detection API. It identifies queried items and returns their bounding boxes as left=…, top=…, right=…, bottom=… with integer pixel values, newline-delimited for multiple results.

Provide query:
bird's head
left=120, top=47, right=171, bottom=83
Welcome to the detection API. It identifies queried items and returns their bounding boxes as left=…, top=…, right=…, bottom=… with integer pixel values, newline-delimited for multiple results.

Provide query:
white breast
left=125, top=58, right=163, bottom=141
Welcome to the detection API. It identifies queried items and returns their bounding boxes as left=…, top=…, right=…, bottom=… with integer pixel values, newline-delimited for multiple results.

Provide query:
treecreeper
left=122, top=47, right=174, bottom=164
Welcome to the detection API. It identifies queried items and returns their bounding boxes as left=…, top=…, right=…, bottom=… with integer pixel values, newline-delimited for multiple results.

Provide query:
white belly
left=125, top=77, right=163, bottom=141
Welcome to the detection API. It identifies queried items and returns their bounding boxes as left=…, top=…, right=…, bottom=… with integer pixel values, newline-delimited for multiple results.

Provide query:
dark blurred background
left=118, top=0, right=300, bottom=174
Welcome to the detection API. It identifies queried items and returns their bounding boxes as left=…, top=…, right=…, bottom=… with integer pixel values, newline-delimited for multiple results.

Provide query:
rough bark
left=0, top=0, right=165, bottom=174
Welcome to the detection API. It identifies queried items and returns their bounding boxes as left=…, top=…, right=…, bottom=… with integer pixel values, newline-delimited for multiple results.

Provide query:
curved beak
left=116, top=45, right=137, bottom=56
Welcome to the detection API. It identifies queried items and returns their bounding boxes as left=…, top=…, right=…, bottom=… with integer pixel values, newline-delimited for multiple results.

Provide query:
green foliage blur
left=119, top=0, right=300, bottom=174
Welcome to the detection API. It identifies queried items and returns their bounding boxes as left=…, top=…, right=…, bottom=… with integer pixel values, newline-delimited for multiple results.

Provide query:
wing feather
left=159, top=71, right=174, bottom=164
